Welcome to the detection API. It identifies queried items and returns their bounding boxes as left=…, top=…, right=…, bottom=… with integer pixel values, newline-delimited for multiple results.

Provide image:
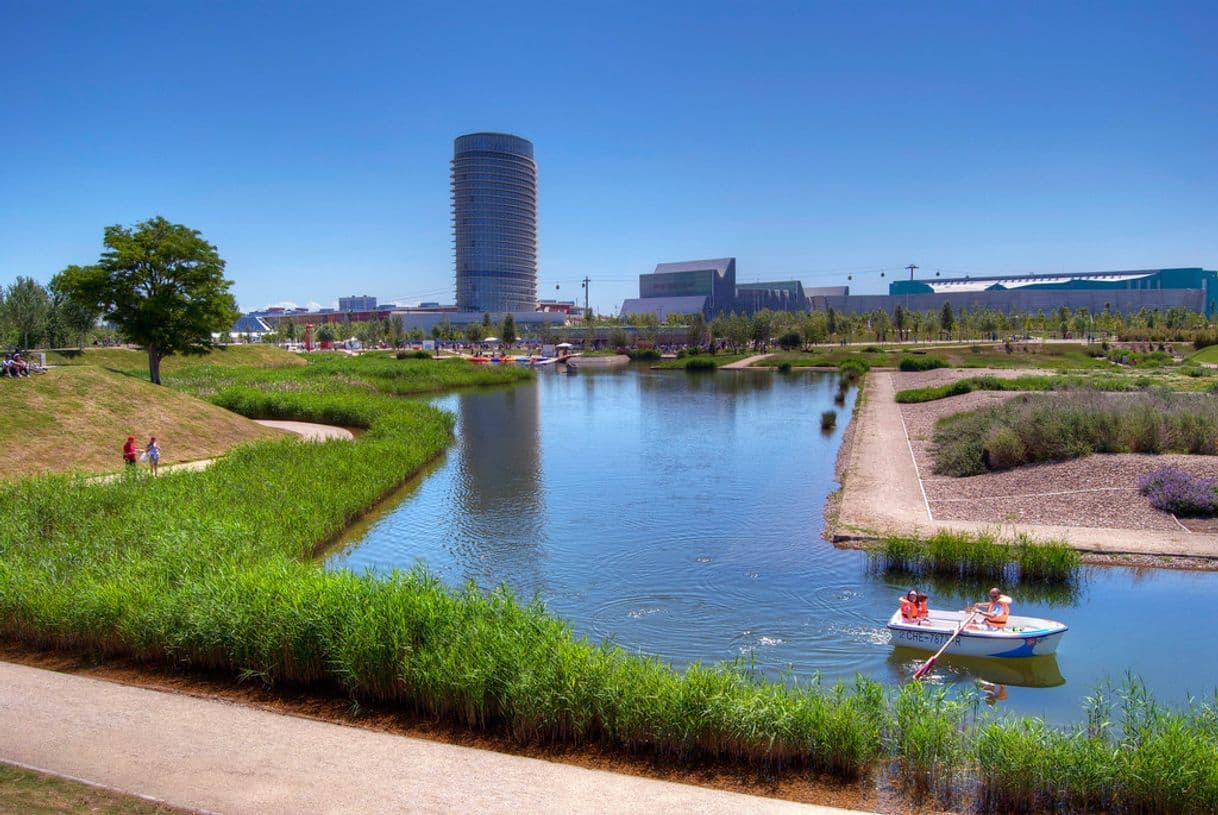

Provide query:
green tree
left=465, top=322, right=485, bottom=344
left=316, top=322, right=336, bottom=344
left=47, top=271, right=102, bottom=349
left=4, top=276, right=50, bottom=349
left=940, top=301, right=955, bottom=338
left=501, top=313, right=517, bottom=344
left=56, top=217, right=238, bottom=384
left=686, top=311, right=708, bottom=347
left=388, top=315, right=405, bottom=348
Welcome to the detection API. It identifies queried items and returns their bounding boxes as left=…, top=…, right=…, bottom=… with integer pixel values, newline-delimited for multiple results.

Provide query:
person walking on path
left=122, top=435, right=140, bottom=468
left=145, top=437, right=160, bottom=476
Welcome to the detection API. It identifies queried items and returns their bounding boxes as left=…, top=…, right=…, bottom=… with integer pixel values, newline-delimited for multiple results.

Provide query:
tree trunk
left=148, top=347, right=162, bottom=385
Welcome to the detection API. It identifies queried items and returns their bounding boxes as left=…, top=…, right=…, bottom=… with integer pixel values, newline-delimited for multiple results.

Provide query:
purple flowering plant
left=1137, top=466, right=1218, bottom=517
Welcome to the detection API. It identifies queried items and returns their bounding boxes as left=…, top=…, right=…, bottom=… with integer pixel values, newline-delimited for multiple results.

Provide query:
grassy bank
left=0, top=366, right=283, bottom=478
left=0, top=763, right=182, bottom=814
left=933, top=392, right=1218, bottom=476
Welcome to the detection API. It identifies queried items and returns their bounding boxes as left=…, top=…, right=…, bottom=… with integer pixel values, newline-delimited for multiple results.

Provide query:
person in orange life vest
left=969, top=587, right=1011, bottom=628
left=899, top=590, right=920, bottom=623
left=915, top=591, right=929, bottom=620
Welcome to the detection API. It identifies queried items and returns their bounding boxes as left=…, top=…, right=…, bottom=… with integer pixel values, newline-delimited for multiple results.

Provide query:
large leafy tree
left=57, top=217, right=239, bottom=384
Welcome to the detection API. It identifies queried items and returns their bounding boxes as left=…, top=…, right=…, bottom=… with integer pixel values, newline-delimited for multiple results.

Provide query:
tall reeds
left=867, top=531, right=1080, bottom=584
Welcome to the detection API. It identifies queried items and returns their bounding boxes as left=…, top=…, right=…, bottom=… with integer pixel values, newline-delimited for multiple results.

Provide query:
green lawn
left=1187, top=345, right=1218, bottom=364
left=0, top=763, right=183, bottom=814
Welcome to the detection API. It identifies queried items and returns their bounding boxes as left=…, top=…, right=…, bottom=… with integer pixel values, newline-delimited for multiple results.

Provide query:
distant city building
left=735, top=280, right=808, bottom=313
left=638, top=258, right=736, bottom=315
left=452, top=132, right=539, bottom=312
left=825, top=267, right=1218, bottom=316
left=338, top=295, right=377, bottom=311
left=623, top=257, right=811, bottom=319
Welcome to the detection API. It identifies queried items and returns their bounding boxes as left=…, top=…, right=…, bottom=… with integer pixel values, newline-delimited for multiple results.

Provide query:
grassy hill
left=45, top=344, right=306, bottom=377
left=0, top=366, right=284, bottom=478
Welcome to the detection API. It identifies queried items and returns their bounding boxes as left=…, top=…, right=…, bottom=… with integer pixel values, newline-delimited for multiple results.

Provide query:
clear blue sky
left=2, top=1, right=1215, bottom=313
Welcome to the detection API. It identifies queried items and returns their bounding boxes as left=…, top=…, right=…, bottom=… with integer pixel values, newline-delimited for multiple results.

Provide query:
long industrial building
left=620, top=258, right=809, bottom=319
left=825, top=268, right=1218, bottom=316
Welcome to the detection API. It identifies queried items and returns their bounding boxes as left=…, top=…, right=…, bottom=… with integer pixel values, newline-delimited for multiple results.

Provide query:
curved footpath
left=0, top=662, right=875, bottom=815
left=836, top=372, right=1218, bottom=558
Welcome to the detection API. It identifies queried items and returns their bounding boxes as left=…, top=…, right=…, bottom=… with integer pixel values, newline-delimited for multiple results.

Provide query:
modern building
left=824, top=267, right=1218, bottom=317
left=338, top=295, right=377, bottom=311
left=735, top=280, right=808, bottom=313
left=638, top=258, right=736, bottom=314
left=622, top=257, right=811, bottom=319
left=452, top=132, right=539, bottom=313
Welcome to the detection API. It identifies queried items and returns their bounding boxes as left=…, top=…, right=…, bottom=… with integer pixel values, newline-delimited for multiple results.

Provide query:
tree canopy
left=55, top=217, right=239, bottom=384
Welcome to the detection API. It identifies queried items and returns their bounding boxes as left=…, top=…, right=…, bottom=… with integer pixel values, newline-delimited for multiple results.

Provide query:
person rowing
left=969, top=587, right=1011, bottom=629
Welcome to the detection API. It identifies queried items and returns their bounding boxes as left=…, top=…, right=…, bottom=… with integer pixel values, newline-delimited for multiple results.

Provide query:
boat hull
left=886, top=609, right=1067, bottom=658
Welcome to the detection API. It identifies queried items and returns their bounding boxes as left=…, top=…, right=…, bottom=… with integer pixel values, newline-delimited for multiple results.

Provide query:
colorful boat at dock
left=886, top=608, right=1067, bottom=658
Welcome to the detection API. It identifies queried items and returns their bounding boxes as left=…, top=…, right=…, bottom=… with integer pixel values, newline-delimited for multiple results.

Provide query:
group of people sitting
left=2, top=352, right=33, bottom=377
left=899, top=586, right=1012, bottom=629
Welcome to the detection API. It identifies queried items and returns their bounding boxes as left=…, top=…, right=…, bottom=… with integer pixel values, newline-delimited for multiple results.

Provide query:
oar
left=912, top=610, right=978, bottom=681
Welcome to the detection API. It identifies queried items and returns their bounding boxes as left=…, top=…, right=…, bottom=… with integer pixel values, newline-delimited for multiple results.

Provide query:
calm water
left=327, top=366, right=1218, bottom=723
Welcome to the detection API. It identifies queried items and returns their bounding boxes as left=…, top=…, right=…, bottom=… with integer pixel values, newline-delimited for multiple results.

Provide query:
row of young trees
left=590, top=301, right=1211, bottom=349
left=0, top=276, right=107, bottom=351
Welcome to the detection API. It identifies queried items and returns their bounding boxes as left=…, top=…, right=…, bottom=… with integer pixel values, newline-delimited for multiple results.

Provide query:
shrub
left=981, top=425, right=1026, bottom=470
left=898, top=355, right=948, bottom=372
left=821, top=410, right=837, bottom=430
left=627, top=348, right=661, bottom=361
left=778, top=361, right=793, bottom=373
left=777, top=330, right=802, bottom=351
left=1137, top=466, right=1218, bottom=516
left=683, top=356, right=716, bottom=372
left=397, top=350, right=431, bottom=359
left=862, top=345, right=883, bottom=353
left=934, top=393, right=1218, bottom=476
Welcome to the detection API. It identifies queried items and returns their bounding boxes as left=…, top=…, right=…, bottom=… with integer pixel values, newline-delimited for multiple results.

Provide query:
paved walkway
left=721, top=353, right=773, bottom=369
left=0, top=662, right=875, bottom=815
left=836, top=372, right=1218, bottom=558
left=143, top=421, right=355, bottom=477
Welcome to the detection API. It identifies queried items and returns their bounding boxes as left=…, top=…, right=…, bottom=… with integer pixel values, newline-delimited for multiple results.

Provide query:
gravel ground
left=893, top=371, right=1218, bottom=531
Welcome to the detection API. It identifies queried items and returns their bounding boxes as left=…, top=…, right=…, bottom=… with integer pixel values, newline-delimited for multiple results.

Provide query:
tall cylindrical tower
left=452, top=132, right=538, bottom=313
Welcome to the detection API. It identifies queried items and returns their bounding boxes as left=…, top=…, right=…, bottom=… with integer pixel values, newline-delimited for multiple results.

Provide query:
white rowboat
left=887, top=608, right=1067, bottom=658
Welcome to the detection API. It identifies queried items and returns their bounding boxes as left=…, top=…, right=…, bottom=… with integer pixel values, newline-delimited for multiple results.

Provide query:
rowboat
left=887, top=608, right=1067, bottom=658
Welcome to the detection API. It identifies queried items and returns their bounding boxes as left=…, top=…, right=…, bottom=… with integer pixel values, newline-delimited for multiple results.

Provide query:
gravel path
left=0, top=661, right=873, bottom=815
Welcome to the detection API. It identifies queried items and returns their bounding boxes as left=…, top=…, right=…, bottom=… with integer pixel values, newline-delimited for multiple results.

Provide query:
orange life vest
left=916, top=600, right=929, bottom=619
left=900, top=599, right=918, bottom=621
left=981, top=599, right=1009, bottom=627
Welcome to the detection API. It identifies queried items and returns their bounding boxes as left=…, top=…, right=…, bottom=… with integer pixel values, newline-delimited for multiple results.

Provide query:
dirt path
left=836, top=372, right=1218, bottom=559
left=721, top=354, right=773, bottom=369
left=0, top=661, right=874, bottom=815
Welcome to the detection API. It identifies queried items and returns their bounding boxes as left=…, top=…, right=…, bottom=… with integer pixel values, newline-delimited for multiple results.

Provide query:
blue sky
left=2, top=2, right=1215, bottom=313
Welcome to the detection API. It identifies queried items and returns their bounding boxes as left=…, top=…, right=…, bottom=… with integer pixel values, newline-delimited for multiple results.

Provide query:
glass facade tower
left=452, top=132, right=538, bottom=312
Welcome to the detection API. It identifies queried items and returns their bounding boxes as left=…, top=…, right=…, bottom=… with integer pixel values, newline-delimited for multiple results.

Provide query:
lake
left=327, top=365, right=1218, bottom=723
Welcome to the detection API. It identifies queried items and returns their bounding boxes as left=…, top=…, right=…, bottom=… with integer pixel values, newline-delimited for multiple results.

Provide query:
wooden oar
left=912, top=610, right=978, bottom=680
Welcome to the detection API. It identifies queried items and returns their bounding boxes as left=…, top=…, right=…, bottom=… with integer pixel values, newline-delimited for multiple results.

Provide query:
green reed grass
left=868, top=531, right=1080, bottom=584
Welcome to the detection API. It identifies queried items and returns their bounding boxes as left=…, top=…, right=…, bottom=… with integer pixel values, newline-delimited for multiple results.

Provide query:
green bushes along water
left=933, top=392, right=1218, bottom=476
left=3, top=354, right=1217, bottom=811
